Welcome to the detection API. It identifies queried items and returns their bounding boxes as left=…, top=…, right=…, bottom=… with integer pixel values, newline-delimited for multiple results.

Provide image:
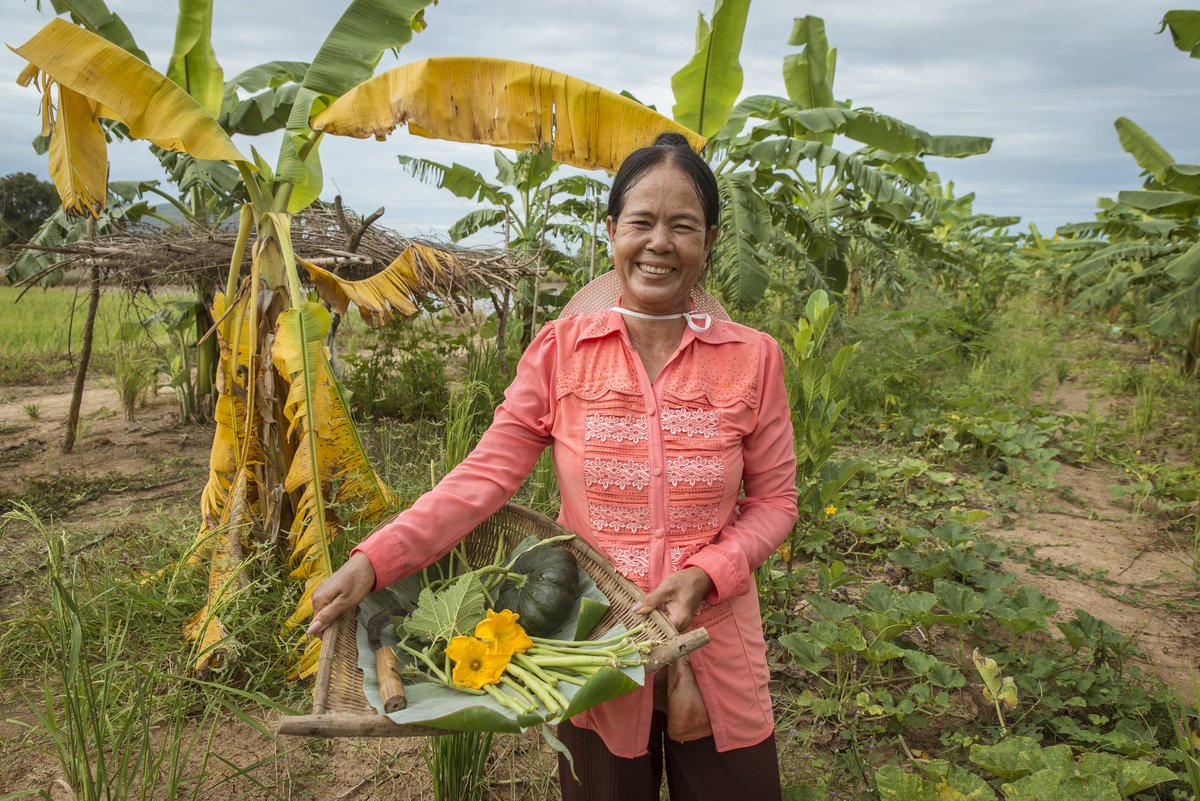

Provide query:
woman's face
left=605, top=162, right=717, bottom=316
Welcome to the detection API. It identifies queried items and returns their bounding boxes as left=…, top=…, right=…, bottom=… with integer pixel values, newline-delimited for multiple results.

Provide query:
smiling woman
left=311, top=131, right=798, bottom=801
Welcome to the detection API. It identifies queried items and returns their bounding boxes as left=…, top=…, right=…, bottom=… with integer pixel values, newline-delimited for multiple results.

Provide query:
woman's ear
left=704, top=224, right=718, bottom=254
left=605, top=215, right=617, bottom=242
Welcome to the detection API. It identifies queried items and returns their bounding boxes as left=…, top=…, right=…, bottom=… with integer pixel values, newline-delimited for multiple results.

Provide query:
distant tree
left=0, top=172, right=59, bottom=248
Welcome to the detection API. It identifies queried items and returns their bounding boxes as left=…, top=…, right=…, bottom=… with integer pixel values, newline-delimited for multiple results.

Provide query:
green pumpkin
left=495, top=546, right=579, bottom=637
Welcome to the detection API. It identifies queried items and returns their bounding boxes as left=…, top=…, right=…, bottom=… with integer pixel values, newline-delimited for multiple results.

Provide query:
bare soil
left=985, top=373, right=1199, bottom=698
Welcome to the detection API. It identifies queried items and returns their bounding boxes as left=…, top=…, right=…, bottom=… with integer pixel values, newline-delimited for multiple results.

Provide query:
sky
left=1, top=0, right=1196, bottom=244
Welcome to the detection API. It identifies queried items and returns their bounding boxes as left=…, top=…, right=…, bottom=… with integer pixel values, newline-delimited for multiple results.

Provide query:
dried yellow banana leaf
left=12, top=19, right=244, bottom=164
left=311, top=56, right=704, bottom=173
left=302, top=242, right=466, bottom=326
left=45, top=84, right=108, bottom=216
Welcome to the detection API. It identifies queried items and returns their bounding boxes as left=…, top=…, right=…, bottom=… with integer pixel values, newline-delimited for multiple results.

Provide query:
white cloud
left=1, top=0, right=1196, bottom=233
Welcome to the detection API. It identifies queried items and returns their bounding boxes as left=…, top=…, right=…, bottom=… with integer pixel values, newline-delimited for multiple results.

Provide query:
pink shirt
left=352, top=309, right=798, bottom=757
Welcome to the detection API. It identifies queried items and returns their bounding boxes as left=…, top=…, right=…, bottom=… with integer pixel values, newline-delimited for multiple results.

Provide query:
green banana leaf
left=356, top=536, right=640, bottom=732
left=671, top=0, right=751, bottom=138
left=1162, top=9, right=1200, bottom=57
left=167, top=0, right=224, bottom=117
left=1114, top=117, right=1174, bottom=183
left=276, top=0, right=438, bottom=209
left=712, top=171, right=771, bottom=309
left=783, top=16, right=836, bottom=112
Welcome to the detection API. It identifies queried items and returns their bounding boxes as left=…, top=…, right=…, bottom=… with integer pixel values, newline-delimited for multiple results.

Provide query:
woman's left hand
left=634, top=567, right=714, bottom=631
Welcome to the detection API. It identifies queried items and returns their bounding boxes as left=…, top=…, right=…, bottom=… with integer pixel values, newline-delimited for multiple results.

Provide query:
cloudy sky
left=1, top=0, right=1195, bottom=242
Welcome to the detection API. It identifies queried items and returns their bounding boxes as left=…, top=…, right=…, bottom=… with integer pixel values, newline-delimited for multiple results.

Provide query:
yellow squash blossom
left=444, top=636, right=511, bottom=689
left=475, top=609, right=533, bottom=655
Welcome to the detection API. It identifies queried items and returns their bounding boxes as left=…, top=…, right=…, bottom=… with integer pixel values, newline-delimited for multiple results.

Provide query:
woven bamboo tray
left=276, top=503, right=710, bottom=737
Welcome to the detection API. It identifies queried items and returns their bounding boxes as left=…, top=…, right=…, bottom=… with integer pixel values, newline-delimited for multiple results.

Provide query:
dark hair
left=606, top=132, right=719, bottom=229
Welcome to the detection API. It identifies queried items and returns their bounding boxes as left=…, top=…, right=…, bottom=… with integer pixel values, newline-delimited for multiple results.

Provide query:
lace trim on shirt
left=590, top=502, right=651, bottom=533
left=659, top=406, right=721, bottom=438
left=666, top=456, right=724, bottom=487
left=605, top=544, right=651, bottom=578
left=669, top=503, right=722, bottom=534
left=584, top=458, right=650, bottom=490
left=584, top=413, right=648, bottom=443
left=669, top=542, right=705, bottom=572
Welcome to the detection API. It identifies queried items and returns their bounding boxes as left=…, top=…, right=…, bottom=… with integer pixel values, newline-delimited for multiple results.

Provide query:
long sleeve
left=682, top=333, right=798, bottom=603
left=351, top=323, right=558, bottom=589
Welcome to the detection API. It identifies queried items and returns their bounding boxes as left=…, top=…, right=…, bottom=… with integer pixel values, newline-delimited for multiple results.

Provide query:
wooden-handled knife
left=366, top=609, right=407, bottom=712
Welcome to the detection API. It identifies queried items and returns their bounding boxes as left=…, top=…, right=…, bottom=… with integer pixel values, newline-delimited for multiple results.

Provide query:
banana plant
left=1048, top=7, right=1200, bottom=373
left=11, top=0, right=320, bottom=429
left=672, top=11, right=993, bottom=310
left=13, top=6, right=703, bottom=678
left=1056, top=114, right=1200, bottom=373
left=397, top=148, right=608, bottom=351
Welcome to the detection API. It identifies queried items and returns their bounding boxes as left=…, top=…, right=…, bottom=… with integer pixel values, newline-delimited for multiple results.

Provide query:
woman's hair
left=606, top=132, right=720, bottom=229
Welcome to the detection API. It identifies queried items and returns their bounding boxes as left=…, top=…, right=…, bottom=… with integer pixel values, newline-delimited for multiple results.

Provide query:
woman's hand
left=307, top=551, right=376, bottom=637
left=634, top=566, right=713, bottom=631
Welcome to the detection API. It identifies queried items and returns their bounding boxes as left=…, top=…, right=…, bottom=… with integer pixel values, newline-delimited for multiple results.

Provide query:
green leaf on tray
left=574, top=596, right=609, bottom=641
left=403, top=572, right=487, bottom=647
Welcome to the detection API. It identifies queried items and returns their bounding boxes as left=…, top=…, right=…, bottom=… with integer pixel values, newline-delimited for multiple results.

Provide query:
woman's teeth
left=637, top=264, right=672, bottom=276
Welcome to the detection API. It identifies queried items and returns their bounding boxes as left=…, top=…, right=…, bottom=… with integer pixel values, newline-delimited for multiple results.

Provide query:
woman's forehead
left=621, top=166, right=705, bottom=216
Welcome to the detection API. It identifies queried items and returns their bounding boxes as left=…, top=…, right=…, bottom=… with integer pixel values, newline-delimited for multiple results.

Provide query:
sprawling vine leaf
left=403, top=573, right=487, bottom=648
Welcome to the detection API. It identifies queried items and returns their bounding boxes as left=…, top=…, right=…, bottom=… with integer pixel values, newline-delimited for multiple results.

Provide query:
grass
left=0, top=501, right=310, bottom=799
left=0, top=285, right=189, bottom=383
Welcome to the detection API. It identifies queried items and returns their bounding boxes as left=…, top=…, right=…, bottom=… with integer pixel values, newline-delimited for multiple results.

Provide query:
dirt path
left=0, top=382, right=209, bottom=485
left=986, top=374, right=1199, bottom=699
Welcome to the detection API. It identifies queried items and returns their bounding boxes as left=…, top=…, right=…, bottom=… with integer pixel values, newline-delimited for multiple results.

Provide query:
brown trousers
left=557, top=712, right=783, bottom=801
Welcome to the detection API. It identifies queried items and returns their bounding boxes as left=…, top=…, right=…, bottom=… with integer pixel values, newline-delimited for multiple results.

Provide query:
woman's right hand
left=306, top=551, right=377, bottom=637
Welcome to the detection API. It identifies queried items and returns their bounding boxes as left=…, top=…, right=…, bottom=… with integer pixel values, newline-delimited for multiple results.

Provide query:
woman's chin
left=621, top=281, right=691, bottom=314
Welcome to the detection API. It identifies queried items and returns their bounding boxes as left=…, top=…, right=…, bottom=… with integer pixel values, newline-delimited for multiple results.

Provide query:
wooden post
left=62, top=217, right=99, bottom=454
left=590, top=194, right=600, bottom=282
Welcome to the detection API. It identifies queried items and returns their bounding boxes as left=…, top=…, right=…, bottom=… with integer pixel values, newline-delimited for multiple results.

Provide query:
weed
left=1132, top=368, right=1159, bottom=447
left=22, top=402, right=39, bottom=419
left=110, top=340, right=158, bottom=422
left=341, top=317, right=455, bottom=421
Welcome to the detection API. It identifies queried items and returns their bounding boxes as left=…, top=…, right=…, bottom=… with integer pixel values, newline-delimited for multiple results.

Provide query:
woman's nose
left=647, top=222, right=673, bottom=251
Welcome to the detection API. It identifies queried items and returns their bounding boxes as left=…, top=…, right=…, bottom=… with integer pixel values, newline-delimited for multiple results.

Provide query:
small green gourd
left=495, top=546, right=579, bottom=637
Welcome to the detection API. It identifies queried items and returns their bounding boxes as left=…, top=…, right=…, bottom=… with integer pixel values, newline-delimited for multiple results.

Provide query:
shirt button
left=647, top=405, right=657, bottom=416
left=652, top=467, right=663, bottom=477
left=653, top=528, right=665, bottom=538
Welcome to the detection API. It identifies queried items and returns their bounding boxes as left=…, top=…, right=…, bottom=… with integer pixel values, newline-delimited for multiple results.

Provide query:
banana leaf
left=312, top=56, right=705, bottom=173
left=356, top=537, right=641, bottom=732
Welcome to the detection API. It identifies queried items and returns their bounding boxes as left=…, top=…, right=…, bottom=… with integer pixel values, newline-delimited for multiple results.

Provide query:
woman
left=308, top=132, right=798, bottom=800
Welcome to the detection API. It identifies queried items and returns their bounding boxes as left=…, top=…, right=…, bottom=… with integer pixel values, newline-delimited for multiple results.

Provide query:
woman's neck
left=623, top=314, right=685, bottom=383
